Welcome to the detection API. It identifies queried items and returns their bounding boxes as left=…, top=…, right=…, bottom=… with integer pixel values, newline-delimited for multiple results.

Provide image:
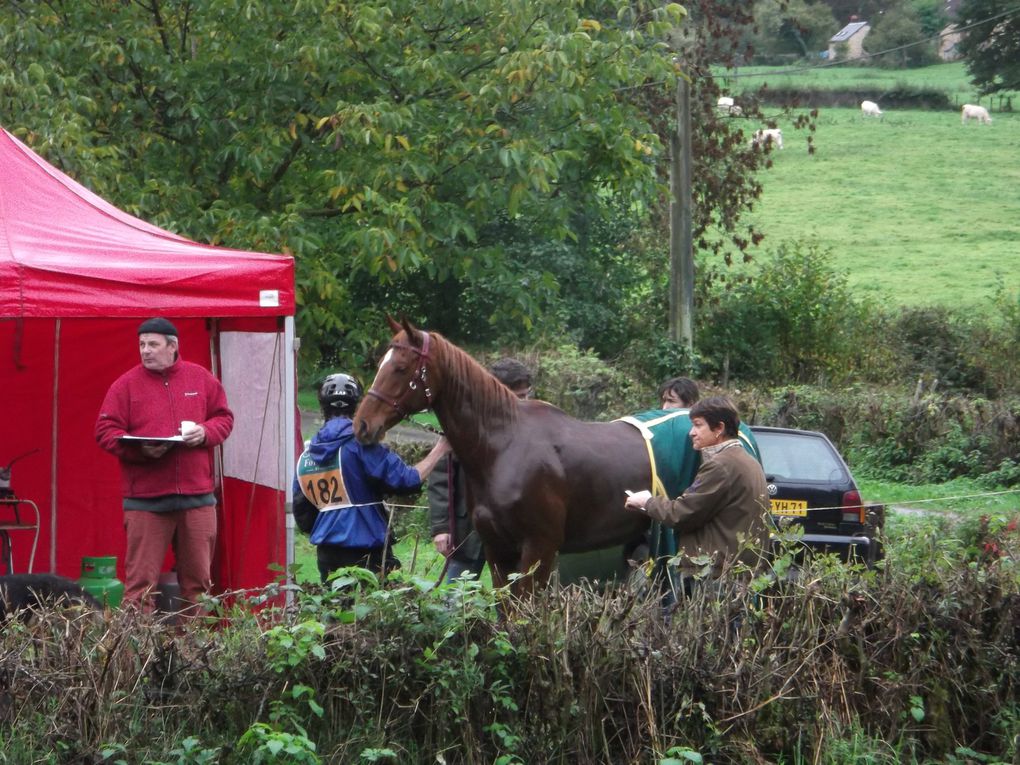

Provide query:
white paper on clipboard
left=118, top=435, right=185, bottom=444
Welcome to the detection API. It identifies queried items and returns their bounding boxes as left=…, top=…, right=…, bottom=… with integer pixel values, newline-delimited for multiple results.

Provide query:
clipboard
left=119, top=435, right=185, bottom=444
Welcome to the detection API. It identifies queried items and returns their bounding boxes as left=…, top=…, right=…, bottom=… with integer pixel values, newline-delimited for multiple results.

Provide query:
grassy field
left=735, top=105, right=1019, bottom=309
left=292, top=533, right=454, bottom=584
left=706, top=62, right=1020, bottom=310
left=719, top=60, right=1019, bottom=106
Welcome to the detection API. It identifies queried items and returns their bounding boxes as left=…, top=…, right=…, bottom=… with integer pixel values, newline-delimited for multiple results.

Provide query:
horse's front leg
left=516, top=538, right=560, bottom=595
left=486, top=553, right=511, bottom=591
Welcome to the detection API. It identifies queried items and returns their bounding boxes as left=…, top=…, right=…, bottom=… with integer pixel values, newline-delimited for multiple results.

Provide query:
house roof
left=830, top=21, right=869, bottom=43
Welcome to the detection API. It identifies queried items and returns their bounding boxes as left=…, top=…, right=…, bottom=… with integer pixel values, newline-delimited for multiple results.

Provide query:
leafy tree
left=908, top=0, right=949, bottom=36
left=649, top=1, right=818, bottom=258
left=957, top=0, right=1020, bottom=95
left=816, top=0, right=886, bottom=25
left=1, top=0, right=803, bottom=372
left=752, top=0, right=839, bottom=58
left=695, top=241, right=875, bottom=385
left=0, top=0, right=681, bottom=362
left=866, top=2, right=938, bottom=67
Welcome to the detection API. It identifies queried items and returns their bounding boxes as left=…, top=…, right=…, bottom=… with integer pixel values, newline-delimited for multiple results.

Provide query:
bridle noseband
left=365, top=331, right=433, bottom=418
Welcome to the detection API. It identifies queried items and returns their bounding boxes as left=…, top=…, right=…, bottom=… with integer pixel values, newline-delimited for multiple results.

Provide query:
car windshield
left=756, top=431, right=850, bottom=483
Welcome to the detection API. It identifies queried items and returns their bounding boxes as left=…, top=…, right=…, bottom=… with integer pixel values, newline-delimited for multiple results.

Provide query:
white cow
left=751, top=128, right=783, bottom=150
left=717, top=96, right=742, bottom=116
left=861, top=100, right=883, bottom=118
left=961, top=104, right=992, bottom=124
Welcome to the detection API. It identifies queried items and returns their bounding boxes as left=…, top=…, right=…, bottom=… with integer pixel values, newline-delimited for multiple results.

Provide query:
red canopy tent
left=0, top=127, right=298, bottom=596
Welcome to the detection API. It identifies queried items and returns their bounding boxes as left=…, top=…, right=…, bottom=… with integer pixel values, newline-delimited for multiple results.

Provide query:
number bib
left=297, top=449, right=351, bottom=510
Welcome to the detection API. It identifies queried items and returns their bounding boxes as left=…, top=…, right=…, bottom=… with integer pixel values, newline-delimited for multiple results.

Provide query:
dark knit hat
left=137, top=317, right=179, bottom=337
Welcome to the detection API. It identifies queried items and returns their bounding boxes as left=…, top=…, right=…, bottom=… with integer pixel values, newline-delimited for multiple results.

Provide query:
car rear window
left=755, top=431, right=850, bottom=483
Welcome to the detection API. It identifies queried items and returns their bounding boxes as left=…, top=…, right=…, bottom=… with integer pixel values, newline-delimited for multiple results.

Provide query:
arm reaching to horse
left=415, top=437, right=452, bottom=482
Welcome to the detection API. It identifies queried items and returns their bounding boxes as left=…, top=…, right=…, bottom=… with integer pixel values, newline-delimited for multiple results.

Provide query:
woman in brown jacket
left=624, top=396, right=770, bottom=583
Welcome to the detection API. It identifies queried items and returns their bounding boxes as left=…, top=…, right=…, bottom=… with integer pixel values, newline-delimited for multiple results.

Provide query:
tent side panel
left=0, top=318, right=56, bottom=574
left=216, top=477, right=286, bottom=591
left=214, top=327, right=289, bottom=594
left=219, top=330, right=286, bottom=491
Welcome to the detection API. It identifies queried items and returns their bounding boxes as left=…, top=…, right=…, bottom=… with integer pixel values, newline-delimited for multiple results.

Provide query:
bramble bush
left=688, top=240, right=1017, bottom=400
left=695, top=241, right=889, bottom=387
left=760, top=384, right=1020, bottom=486
left=2, top=527, right=1017, bottom=764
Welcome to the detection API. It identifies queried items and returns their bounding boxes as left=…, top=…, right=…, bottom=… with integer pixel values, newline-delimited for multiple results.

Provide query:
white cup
left=180, top=420, right=197, bottom=436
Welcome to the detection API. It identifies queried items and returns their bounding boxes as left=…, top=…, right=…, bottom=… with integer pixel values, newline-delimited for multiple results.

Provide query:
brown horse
left=353, top=318, right=653, bottom=592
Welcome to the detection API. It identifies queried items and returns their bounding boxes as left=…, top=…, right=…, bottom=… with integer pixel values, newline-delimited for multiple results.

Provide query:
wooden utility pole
left=668, top=75, right=694, bottom=352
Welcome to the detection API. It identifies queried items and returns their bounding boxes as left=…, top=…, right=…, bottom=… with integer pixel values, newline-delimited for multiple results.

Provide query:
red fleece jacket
left=95, top=359, right=234, bottom=499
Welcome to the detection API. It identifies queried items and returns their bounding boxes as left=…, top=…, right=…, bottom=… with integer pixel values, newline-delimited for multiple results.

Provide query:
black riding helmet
left=318, top=373, right=363, bottom=418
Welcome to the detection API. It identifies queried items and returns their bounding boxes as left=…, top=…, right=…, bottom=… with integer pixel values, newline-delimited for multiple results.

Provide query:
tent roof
left=0, top=128, right=294, bottom=318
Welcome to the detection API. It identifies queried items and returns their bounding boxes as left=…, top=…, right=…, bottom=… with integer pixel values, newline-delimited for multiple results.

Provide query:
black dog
left=0, top=573, right=102, bottom=621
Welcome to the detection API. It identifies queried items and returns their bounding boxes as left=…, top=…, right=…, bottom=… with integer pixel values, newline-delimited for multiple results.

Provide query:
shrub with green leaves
left=697, top=241, right=880, bottom=386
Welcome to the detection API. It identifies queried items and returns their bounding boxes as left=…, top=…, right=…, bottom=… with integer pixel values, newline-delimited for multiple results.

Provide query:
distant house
left=828, top=21, right=870, bottom=61
left=939, top=24, right=963, bottom=61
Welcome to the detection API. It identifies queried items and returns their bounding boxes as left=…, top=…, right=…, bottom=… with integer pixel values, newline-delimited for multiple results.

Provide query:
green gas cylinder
left=79, top=555, right=125, bottom=608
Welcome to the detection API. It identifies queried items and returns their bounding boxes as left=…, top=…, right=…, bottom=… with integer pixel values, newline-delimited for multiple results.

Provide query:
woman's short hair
left=689, top=396, right=740, bottom=438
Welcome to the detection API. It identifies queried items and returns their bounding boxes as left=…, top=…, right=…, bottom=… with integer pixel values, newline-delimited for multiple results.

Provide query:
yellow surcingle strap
left=644, top=437, right=668, bottom=498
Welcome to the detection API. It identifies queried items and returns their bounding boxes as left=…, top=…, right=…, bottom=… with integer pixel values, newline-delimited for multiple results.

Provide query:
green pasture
left=718, top=60, right=1019, bottom=106
left=736, top=106, right=1019, bottom=309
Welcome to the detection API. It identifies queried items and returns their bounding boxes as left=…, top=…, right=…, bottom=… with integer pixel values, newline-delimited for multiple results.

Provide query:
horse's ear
left=386, top=314, right=401, bottom=334
left=400, top=316, right=423, bottom=347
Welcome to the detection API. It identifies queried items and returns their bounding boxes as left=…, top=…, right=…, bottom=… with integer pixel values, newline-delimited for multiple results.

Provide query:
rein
left=366, top=331, right=433, bottom=418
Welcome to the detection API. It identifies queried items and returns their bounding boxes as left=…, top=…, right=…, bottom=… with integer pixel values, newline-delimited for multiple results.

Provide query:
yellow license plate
left=770, top=499, right=808, bottom=516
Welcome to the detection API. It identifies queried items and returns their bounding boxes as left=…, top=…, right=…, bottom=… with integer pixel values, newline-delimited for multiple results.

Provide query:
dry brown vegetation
left=1, top=514, right=1017, bottom=765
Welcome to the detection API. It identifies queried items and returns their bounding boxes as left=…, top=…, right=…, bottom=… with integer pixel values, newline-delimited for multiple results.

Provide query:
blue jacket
left=292, top=417, right=423, bottom=548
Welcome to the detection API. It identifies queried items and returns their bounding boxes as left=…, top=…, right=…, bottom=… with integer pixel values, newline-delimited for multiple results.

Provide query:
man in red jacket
left=95, top=318, right=234, bottom=613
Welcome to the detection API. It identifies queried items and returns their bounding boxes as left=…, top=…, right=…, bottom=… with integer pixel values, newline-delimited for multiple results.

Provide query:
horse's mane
left=428, top=331, right=518, bottom=425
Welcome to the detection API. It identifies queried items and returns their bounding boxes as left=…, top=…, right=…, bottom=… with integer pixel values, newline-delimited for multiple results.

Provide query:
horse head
left=353, top=316, right=435, bottom=445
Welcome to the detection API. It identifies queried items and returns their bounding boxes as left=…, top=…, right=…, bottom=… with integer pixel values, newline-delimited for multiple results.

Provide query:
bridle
left=365, top=331, right=433, bottom=418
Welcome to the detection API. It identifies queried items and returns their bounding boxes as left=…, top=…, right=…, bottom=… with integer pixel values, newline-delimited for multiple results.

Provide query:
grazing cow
left=751, top=128, right=783, bottom=150
left=961, top=104, right=992, bottom=124
left=861, top=100, right=883, bottom=118
left=717, top=96, right=742, bottom=116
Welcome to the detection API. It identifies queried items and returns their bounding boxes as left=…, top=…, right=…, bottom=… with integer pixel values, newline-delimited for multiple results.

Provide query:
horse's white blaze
left=367, top=348, right=394, bottom=392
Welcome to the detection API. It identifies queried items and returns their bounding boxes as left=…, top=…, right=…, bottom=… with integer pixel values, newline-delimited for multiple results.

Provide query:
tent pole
left=208, top=319, right=229, bottom=590
left=50, top=319, right=60, bottom=573
left=284, top=316, right=297, bottom=601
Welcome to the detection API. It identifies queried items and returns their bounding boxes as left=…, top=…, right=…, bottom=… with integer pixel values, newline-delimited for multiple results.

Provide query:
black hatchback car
left=751, top=425, right=884, bottom=565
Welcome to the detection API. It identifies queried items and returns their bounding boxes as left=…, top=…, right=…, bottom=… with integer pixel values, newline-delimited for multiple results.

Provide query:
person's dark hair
left=689, top=396, right=740, bottom=438
left=489, top=358, right=532, bottom=389
left=318, top=373, right=363, bottom=419
left=657, top=376, right=699, bottom=408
